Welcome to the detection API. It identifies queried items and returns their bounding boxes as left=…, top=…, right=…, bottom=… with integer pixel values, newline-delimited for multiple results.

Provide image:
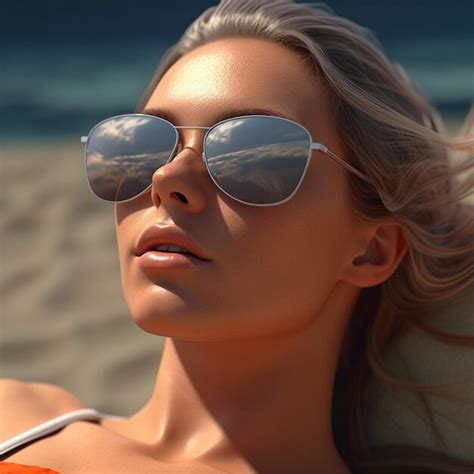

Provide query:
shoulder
left=0, top=378, right=86, bottom=441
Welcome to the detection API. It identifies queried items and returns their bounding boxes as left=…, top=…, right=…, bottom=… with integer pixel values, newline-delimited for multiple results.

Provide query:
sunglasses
left=80, top=113, right=371, bottom=206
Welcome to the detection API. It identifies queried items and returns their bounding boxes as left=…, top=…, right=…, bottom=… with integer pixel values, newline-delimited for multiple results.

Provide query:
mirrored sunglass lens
left=204, top=116, right=310, bottom=205
left=85, top=115, right=177, bottom=202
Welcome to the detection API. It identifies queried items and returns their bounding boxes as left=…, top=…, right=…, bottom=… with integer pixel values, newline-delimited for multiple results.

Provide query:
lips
left=135, top=225, right=211, bottom=261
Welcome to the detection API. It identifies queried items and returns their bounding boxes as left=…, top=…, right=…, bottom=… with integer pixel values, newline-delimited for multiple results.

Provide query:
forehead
left=146, top=37, right=333, bottom=131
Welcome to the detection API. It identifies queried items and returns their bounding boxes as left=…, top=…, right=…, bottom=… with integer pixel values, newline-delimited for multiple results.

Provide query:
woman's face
left=114, top=37, right=365, bottom=341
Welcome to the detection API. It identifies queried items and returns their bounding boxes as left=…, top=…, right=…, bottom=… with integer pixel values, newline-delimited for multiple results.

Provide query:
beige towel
left=365, top=291, right=474, bottom=462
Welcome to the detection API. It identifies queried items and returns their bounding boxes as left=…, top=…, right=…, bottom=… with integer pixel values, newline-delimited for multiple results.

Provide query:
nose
left=150, top=129, right=209, bottom=212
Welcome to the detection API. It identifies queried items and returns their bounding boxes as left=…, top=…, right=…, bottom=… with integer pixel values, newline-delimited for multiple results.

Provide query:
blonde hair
left=135, top=1, right=474, bottom=472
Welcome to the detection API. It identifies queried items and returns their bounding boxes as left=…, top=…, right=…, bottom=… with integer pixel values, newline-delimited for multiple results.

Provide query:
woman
left=1, top=1, right=472, bottom=472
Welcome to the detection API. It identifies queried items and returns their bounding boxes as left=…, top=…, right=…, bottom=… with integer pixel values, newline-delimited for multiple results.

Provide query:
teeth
left=154, top=244, right=191, bottom=254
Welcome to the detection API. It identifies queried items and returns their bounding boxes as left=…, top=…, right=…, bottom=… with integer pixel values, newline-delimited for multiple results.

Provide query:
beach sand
left=0, top=118, right=470, bottom=418
left=1, top=138, right=163, bottom=417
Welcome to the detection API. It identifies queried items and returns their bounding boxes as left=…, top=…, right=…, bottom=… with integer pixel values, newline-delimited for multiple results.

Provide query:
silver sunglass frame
left=80, top=113, right=371, bottom=206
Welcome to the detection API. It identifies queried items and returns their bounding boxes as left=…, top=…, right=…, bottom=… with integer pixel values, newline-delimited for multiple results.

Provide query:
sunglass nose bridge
left=173, top=125, right=211, bottom=162
left=174, top=126, right=211, bottom=130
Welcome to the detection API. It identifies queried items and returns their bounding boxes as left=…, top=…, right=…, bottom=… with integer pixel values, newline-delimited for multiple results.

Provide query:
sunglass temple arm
left=311, top=143, right=371, bottom=183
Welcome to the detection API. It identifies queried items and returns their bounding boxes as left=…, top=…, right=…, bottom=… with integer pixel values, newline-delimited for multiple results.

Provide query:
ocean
left=2, top=1, right=473, bottom=142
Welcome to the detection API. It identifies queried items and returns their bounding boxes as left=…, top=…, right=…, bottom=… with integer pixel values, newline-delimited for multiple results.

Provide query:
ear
left=342, top=222, right=408, bottom=288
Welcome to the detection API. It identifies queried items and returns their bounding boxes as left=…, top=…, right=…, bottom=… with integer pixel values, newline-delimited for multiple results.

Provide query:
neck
left=126, top=282, right=357, bottom=472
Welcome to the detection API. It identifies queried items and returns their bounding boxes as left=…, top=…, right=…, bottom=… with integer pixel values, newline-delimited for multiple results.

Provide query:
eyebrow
left=139, top=106, right=299, bottom=127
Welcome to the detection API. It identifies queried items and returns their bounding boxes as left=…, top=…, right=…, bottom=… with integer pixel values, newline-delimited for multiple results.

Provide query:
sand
left=1, top=138, right=163, bottom=417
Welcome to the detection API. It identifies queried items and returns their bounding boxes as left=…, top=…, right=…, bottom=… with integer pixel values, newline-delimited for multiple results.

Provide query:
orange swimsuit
left=0, top=462, right=59, bottom=473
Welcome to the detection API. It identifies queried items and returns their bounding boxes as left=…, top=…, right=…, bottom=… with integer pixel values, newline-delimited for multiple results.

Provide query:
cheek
left=219, top=243, right=339, bottom=339
left=267, top=205, right=352, bottom=291
left=114, top=197, right=151, bottom=251
left=204, top=198, right=355, bottom=337
left=114, top=201, right=146, bottom=288
left=114, top=204, right=132, bottom=259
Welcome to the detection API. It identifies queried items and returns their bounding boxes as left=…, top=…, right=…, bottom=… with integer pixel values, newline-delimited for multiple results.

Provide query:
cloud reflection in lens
left=86, top=115, right=177, bottom=201
left=205, top=116, right=310, bottom=204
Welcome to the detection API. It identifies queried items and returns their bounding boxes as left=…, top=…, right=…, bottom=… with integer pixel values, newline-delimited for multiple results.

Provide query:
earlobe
left=345, top=223, right=408, bottom=288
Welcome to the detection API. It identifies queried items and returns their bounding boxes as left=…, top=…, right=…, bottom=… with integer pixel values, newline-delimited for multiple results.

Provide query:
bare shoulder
left=0, top=379, right=226, bottom=472
left=0, top=378, right=86, bottom=441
